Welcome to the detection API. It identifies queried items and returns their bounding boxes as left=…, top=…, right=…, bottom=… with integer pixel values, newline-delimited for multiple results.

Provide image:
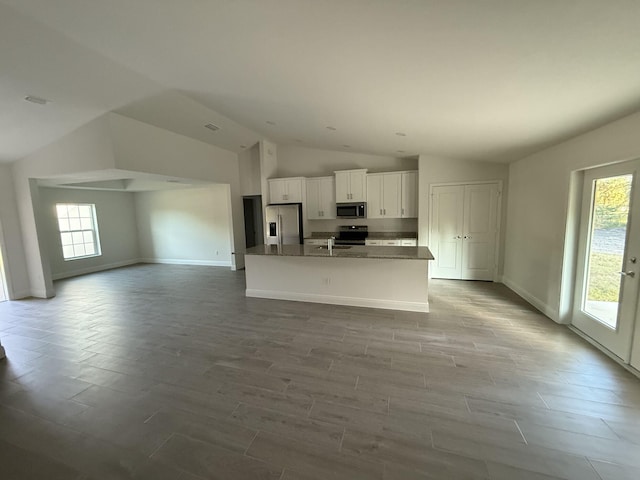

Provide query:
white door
left=319, top=177, right=336, bottom=219
left=572, top=160, right=640, bottom=363
left=349, top=171, right=367, bottom=202
left=335, top=172, right=349, bottom=202
left=462, top=183, right=499, bottom=280
left=430, top=183, right=499, bottom=280
left=431, top=185, right=465, bottom=279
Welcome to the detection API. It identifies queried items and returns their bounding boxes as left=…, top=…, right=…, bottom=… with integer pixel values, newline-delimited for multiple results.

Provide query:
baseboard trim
left=502, top=276, right=560, bottom=323
left=568, top=325, right=640, bottom=380
left=52, top=259, right=140, bottom=280
left=245, top=289, right=429, bottom=313
left=10, top=289, right=32, bottom=300
left=140, top=258, right=232, bottom=267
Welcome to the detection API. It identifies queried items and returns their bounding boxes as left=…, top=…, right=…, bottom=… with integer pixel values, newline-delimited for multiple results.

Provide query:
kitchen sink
left=315, top=245, right=352, bottom=250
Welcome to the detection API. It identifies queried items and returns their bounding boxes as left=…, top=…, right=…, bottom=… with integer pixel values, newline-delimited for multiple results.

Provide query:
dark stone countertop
left=245, top=244, right=434, bottom=260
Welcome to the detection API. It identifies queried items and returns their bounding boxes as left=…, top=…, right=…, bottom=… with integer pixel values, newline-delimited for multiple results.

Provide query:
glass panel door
left=572, top=160, right=640, bottom=362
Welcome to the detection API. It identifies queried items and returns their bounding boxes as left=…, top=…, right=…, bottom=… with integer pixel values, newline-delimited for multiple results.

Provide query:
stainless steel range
left=335, top=225, right=368, bottom=246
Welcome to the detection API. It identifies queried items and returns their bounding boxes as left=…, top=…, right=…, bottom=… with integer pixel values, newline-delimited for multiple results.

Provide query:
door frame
left=428, top=180, right=503, bottom=282
left=569, top=160, right=640, bottom=363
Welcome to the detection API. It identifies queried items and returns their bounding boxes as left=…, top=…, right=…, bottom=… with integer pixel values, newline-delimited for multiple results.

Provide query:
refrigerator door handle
left=278, top=214, right=283, bottom=246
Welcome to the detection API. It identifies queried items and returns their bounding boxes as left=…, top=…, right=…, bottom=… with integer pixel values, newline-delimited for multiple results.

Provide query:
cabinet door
left=461, top=183, right=498, bottom=281
left=349, top=171, right=367, bottom=202
left=382, top=173, right=402, bottom=218
left=366, top=175, right=383, bottom=218
left=401, top=171, right=418, bottom=218
left=269, top=179, right=286, bottom=204
left=319, top=177, right=336, bottom=219
left=335, top=172, right=350, bottom=202
left=285, top=178, right=303, bottom=203
left=430, top=185, right=465, bottom=279
left=306, top=179, right=321, bottom=219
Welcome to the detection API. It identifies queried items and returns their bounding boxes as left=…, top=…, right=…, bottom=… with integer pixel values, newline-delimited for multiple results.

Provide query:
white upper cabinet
left=306, top=176, right=336, bottom=219
left=268, top=177, right=304, bottom=204
left=401, top=171, right=418, bottom=218
left=366, top=173, right=402, bottom=218
left=335, top=169, right=367, bottom=202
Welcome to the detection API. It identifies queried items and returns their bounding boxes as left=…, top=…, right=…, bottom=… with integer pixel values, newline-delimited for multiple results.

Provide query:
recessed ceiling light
left=294, top=139, right=303, bottom=143
left=397, top=150, right=405, bottom=153
left=343, top=144, right=351, bottom=148
left=240, top=145, right=247, bottom=149
left=25, top=95, right=50, bottom=105
left=166, top=179, right=181, bottom=183
left=204, top=123, right=220, bottom=132
left=395, top=132, right=407, bottom=137
left=266, top=121, right=277, bottom=126
left=326, top=126, right=337, bottom=131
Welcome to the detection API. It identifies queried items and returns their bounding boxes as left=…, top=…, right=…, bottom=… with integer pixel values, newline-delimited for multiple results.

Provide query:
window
left=55, top=203, right=101, bottom=260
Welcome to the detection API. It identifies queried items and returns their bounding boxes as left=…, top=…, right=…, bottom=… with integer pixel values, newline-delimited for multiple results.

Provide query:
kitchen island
left=244, top=244, right=434, bottom=312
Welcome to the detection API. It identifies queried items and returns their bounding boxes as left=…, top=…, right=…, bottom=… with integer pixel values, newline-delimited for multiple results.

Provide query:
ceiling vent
left=204, top=123, right=220, bottom=132
left=25, top=95, right=50, bottom=105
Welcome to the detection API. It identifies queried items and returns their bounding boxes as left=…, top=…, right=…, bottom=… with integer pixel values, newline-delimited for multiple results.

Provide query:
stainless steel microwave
left=336, top=202, right=366, bottom=218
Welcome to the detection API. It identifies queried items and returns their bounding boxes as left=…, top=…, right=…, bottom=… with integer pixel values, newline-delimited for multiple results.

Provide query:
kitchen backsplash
left=307, top=217, right=418, bottom=233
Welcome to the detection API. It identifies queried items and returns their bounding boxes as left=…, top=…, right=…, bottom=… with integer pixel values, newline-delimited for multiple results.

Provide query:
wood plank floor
left=0, top=264, right=639, bottom=479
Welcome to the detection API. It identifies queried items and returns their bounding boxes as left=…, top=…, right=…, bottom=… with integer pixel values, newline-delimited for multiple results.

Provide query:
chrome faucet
left=328, top=236, right=335, bottom=254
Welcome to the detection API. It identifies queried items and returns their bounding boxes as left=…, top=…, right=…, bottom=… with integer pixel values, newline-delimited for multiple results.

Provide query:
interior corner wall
left=38, top=187, right=140, bottom=279
left=0, top=164, right=30, bottom=298
left=106, top=113, right=246, bottom=269
left=135, top=185, right=233, bottom=266
left=417, top=155, right=509, bottom=276
left=239, top=144, right=261, bottom=196
left=504, top=110, right=640, bottom=323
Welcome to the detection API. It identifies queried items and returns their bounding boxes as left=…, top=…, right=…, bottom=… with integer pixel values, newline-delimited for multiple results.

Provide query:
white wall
left=38, top=187, right=140, bottom=279
left=0, top=165, right=29, bottom=299
left=418, top=155, right=510, bottom=276
left=11, top=115, right=117, bottom=297
left=504, top=110, right=640, bottom=323
left=107, top=113, right=246, bottom=270
left=238, top=144, right=262, bottom=196
left=277, top=145, right=418, bottom=177
left=135, top=185, right=233, bottom=266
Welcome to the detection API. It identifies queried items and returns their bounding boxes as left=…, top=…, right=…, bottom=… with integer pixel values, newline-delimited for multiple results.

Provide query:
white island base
left=245, top=255, right=429, bottom=312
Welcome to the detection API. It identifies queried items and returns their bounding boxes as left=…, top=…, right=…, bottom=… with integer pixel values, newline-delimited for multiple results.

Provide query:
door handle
left=619, top=271, right=636, bottom=278
left=454, top=236, right=462, bottom=239
left=464, top=235, right=472, bottom=239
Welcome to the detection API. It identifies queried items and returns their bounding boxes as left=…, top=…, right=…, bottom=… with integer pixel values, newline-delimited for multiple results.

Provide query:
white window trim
left=55, top=203, right=102, bottom=261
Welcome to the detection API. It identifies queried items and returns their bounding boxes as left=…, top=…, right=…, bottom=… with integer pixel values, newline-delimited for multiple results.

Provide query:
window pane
left=67, top=205, right=79, bottom=218
left=56, top=204, right=68, bottom=217
left=72, top=231, right=84, bottom=244
left=583, top=174, right=632, bottom=329
left=80, top=217, right=93, bottom=230
left=73, top=244, right=86, bottom=257
left=62, top=245, right=75, bottom=259
left=60, top=232, right=73, bottom=246
left=83, top=231, right=94, bottom=243
left=79, top=205, right=92, bottom=217
left=84, top=243, right=96, bottom=255
left=58, top=219, right=70, bottom=232
left=69, top=218, right=81, bottom=230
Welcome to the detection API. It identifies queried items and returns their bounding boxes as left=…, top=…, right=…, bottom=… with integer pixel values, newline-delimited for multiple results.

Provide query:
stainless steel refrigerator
left=265, top=204, right=303, bottom=245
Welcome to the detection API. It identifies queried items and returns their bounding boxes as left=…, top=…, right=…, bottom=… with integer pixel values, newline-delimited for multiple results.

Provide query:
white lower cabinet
left=365, top=238, right=416, bottom=247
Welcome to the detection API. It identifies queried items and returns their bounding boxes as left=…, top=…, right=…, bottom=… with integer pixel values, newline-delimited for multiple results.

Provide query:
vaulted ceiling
left=2, top=0, right=640, bottom=164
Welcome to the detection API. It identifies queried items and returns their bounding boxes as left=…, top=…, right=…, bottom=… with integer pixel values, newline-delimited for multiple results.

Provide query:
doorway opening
left=243, top=195, right=264, bottom=248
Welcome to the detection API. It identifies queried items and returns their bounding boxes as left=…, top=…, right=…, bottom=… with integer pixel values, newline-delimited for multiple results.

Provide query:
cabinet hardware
left=619, top=271, right=636, bottom=278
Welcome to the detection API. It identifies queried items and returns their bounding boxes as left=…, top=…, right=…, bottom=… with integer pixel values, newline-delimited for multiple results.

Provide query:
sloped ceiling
left=2, top=0, right=640, bottom=164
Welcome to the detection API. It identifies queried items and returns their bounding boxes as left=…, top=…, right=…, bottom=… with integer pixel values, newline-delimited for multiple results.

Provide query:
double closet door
left=430, top=182, right=500, bottom=281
